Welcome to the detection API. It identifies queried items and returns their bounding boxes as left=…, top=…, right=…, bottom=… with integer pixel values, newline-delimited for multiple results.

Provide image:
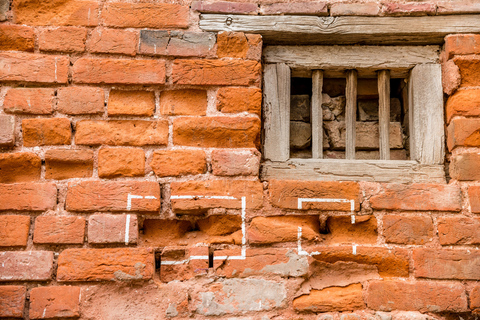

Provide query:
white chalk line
left=125, top=214, right=131, bottom=245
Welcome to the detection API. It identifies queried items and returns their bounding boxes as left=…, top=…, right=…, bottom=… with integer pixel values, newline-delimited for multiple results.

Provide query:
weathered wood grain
left=378, top=70, right=390, bottom=161
left=345, top=70, right=357, bottom=160
left=312, top=70, right=323, bottom=159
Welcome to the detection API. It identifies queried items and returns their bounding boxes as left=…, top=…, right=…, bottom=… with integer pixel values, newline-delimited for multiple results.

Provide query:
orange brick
left=0, top=286, right=26, bottom=318
left=56, top=87, right=105, bottom=115
left=57, top=248, right=154, bottom=281
left=172, top=59, right=261, bottom=86
left=173, top=117, right=260, bottom=148
left=293, top=284, right=365, bottom=313
left=248, top=216, right=320, bottom=244
left=73, top=58, right=166, bottom=84
left=150, top=150, right=206, bottom=177
left=414, top=248, right=480, bottom=279
left=160, top=247, right=209, bottom=282
left=383, top=215, right=433, bottom=245
left=98, top=147, right=145, bottom=178
left=217, top=31, right=249, bottom=58
left=216, top=87, right=261, bottom=115
left=454, top=55, right=480, bottom=87
left=3, top=88, right=54, bottom=114
left=0, top=152, right=41, bottom=183
left=108, top=90, right=155, bottom=116
left=0, top=24, right=34, bottom=51
left=0, top=115, right=15, bottom=147
left=447, top=118, right=480, bottom=150
left=160, top=90, right=207, bottom=116
left=446, top=89, right=480, bottom=123
left=102, top=2, right=188, bottom=29
left=438, top=216, right=480, bottom=245
left=22, top=118, right=71, bottom=146
left=469, top=186, right=480, bottom=213
left=0, top=183, right=57, bottom=211
left=471, top=286, right=480, bottom=311
left=45, top=149, right=93, bottom=179
left=34, top=216, right=85, bottom=244
left=445, top=34, right=480, bottom=59
left=0, top=52, right=69, bottom=83
left=38, top=26, right=87, bottom=52
left=141, top=219, right=193, bottom=247
left=75, top=120, right=168, bottom=146
left=0, top=215, right=30, bottom=247
left=0, top=251, right=54, bottom=281
left=326, top=215, right=378, bottom=244
left=450, top=153, right=480, bottom=181
left=88, top=214, right=138, bottom=244
left=29, top=286, right=80, bottom=319
left=212, top=149, right=260, bottom=176
left=89, top=28, right=137, bottom=56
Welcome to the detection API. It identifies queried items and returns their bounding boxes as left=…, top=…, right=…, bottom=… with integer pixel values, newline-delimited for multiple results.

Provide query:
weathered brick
left=102, top=2, right=188, bottom=29
left=173, top=117, right=260, bottom=148
left=138, top=30, right=169, bottom=55
left=45, top=149, right=93, bottom=179
left=22, top=118, right=71, bottom=146
left=469, top=186, right=480, bottom=213
left=0, top=152, right=41, bottom=183
left=442, top=59, right=461, bottom=96
left=471, top=285, right=480, bottom=311
left=370, top=183, right=462, bottom=211
left=88, top=214, right=138, bottom=245
left=0, top=215, right=30, bottom=247
left=211, top=149, right=260, bottom=176
left=167, top=32, right=216, bottom=57
left=447, top=118, right=480, bottom=150
left=382, top=2, right=436, bottom=16
left=269, top=180, right=360, bottom=211
left=445, top=34, right=480, bottom=59
left=294, top=284, right=365, bottom=313
left=437, top=1, right=480, bottom=14
left=73, top=58, right=165, bottom=84
left=57, top=248, right=154, bottom=281
left=56, top=87, right=105, bottom=115
left=450, top=153, right=480, bottom=181
left=38, top=26, right=87, bottom=52
left=260, top=2, right=328, bottom=15
left=248, top=216, right=320, bottom=244
left=217, top=32, right=249, bottom=59
left=150, top=150, right=206, bottom=177
left=13, top=0, right=99, bottom=26
left=4, top=88, right=54, bottom=114
left=366, top=281, right=468, bottom=313
left=172, top=59, right=261, bottom=86
left=0, top=251, right=53, bottom=281
left=216, top=87, right=261, bottom=115
left=0, top=24, right=34, bottom=51
left=326, top=215, right=377, bottom=245
left=88, top=28, right=137, bottom=56
left=160, top=90, right=207, bottom=116
left=0, top=286, right=26, bottom=318
left=141, top=219, right=194, bottom=247
left=312, top=246, right=409, bottom=277
left=160, top=247, right=209, bottom=282
left=75, top=120, right=168, bottom=146
left=0, top=0, right=8, bottom=21
left=446, top=89, right=480, bottom=123
left=98, top=147, right=145, bottom=178
left=438, top=217, right=480, bottom=245
left=0, top=115, right=15, bottom=147
left=414, top=248, right=480, bottom=279
left=30, top=286, right=80, bottom=319
left=34, top=216, right=85, bottom=244
left=383, top=215, right=433, bottom=245
left=0, top=183, right=57, bottom=211
left=191, top=1, right=258, bottom=14
left=108, top=90, right=155, bottom=116
left=171, top=179, right=263, bottom=213
left=331, top=2, right=381, bottom=16
left=0, top=52, right=69, bottom=83
left=66, top=180, right=160, bottom=212
left=454, top=56, right=480, bottom=87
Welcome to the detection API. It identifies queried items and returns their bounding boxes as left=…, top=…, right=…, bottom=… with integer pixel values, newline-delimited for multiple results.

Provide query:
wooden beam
left=378, top=70, right=390, bottom=160
left=200, top=14, right=480, bottom=45
left=312, top=70, right=323, bottom=159
left=345, top=70, right=357, bottom=160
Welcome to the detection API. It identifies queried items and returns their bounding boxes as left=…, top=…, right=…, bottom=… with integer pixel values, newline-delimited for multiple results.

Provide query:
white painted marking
left=54, top=57, right=58, bottom=82
left=88, top=8, right=91, bottom=20
left=351, top=215, right=355, bottom=224
left=171, top=195, right=237, bottom=200
left=154, top=44, right=157, bottom=54
left=125, top=214, right=130, bottom=245
left=352, top=244, right=357, bottom=255
left=144, top=196, right=157, bottom=200
left=126, top=193, right=157, bottom=210
left=297, top=226, right=320, bottom=256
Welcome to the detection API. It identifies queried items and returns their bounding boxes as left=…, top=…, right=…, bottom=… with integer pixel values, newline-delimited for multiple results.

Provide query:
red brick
left=471, top=286, right=480, bottom=310
left=325, top=215, right=378, bottom=245
left=160, top=90, right=207, bottom=116
left=445, top=34, right=480, bottom=60
left=34, top=216, right=85, bottom=244
left=211, top=149, right=260, bottom=176
left=88, top=214, right=138, bottom=245
left=331, top=3, right=381, bottom=16
left=454, top=56, right=480, bottom=87
left=73, top=58, right=165, bottom=84
left=172, top=59, right=261, bottom=86
left=369, top=183, right=462, bottom=211
left=150, top=150, right=206, bottom=177
left=138, top=30, right=169, bottom=55
left=191, top=1, right=258, bottom=14
left=312, top=246, right=409, bottom=277
left=447, top=118, right=480, bottom=150
left=98, top=147, right=145, bottom=178
left=450, top=153, right=480, bottom=181
left=383, top=215, right=433, bottom=245
left=293, top=284, right=365, bottom=313
left=437, top=1, right=480, bottom=14
left=248, top=216, right=320, bottom=244
left=160, top=247, right=209, bottom=282
left=269, top=180, right=360, bottom=211
left=88, top=28, right=137, bottom=56
left=469, top=186, right=480, bottom=213
left=22, top=118, right=71, bottom=146
left=29, top=286, right=80, bottom=319
left=173, top=117, right=260, bottom=148
left=0, top=24, right=34, bottom=51
left=38, top=26, right=87, bottom=52
left=141, top=219, right=194, bottom=247
left=446, top=89, right=480, bottom=123
left=171, top=179, right=263, bottom=214
left=442, top=59, right=461, bottom=96
left=0, top=115, right=15, bottom=147
left=66, top=180, right=160, bottom=212
left=102, top=2, right=188, bottom=29
left=438, top=217, right=480, bottom=245
left=0, top=52, right=69, bottom=83
left=45, top=149, right=93, bottom=180
left=0, top=183, right=57, bottom=211
left=57, top=248, right=154, bottom=281
left=0, top=286, right=26, bottom=318
left=0, top=251, right=53, bottom=281
left=75, top=120, right=168, bottom=146
left=0, top=152, right=41, bottom=183
left=366, top=281, right=467, bottom=312
left=166, top=32, right=216, bottom=57
left=56, top=87, right=104, bottom=115
left=108, top=90, right=155, bottom=116
left=260, top=2, right=328, bottom=15
left=217, top=32, right=249, bottom=59
left=4, top=88, right=54, bottom=114
left=414, top=248, right=480, bottom=279
left=382, top=2, right=436, bottom=16
left=216, top=87, right=261, bottom=115
left=0, top=215, right=30, bottom=247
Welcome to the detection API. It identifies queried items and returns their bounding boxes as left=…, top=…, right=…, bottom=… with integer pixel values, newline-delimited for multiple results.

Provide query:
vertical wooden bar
left=378, top=70, right=391, bottom=160
left=345, top=70, right=357, bottom=160
left=312, top=70, right=323, bottom=159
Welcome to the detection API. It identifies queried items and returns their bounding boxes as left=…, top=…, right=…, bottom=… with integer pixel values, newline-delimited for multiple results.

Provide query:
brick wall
left=1, top=0, right=480, bottom=319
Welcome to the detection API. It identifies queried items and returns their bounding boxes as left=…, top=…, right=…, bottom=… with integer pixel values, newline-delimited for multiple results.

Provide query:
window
left=262, top=46, right=445, bottom=183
